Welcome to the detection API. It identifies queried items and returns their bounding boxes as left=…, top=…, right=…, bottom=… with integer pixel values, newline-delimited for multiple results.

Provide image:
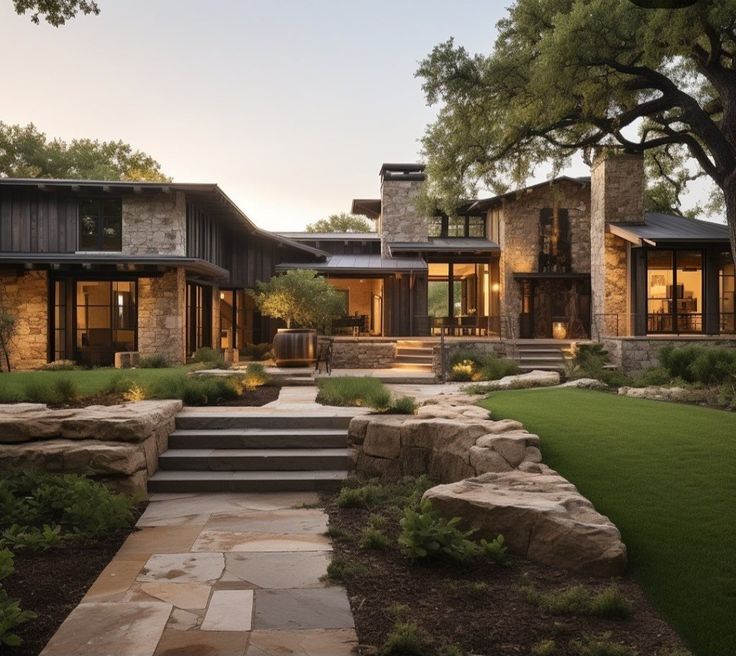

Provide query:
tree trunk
left=725, top=173, right=736, bottom=268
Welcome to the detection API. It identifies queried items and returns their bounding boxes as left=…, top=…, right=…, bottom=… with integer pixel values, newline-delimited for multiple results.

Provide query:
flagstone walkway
left=41, top=491, right=358, bottom=656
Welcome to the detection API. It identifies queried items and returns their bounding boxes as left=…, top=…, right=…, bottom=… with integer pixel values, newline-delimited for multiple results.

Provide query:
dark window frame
left=430, top=215, right=486, bottom=239
left=78, top=198, right=123, bottom=252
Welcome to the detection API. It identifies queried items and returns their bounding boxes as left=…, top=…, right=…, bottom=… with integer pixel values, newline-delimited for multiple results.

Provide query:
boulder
left=483, top=370, right=560, bottom=390
left=424, top=472, right=626, bottom=577
left=468, top=446, right=513, bottom=473
left=617, top=386, right=707, bottom=403
left=347, top=416, right=372, bottom=445
left=363, top=416, right=406, bottom=459
left=422, top=393, right=484, bottom=407
left=558, top=378, right=609, bottom=390
left=482, top=419, right=525, bottom=434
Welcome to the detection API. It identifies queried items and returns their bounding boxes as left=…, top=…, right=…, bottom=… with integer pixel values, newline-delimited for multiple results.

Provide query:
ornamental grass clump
left=447, top=348, right=519, bottom=382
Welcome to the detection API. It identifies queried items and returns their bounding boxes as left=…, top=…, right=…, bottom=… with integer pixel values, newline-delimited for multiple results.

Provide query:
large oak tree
left=12, top=0, right=99, bottom=26
left=417, top=0, right=736, bottom=262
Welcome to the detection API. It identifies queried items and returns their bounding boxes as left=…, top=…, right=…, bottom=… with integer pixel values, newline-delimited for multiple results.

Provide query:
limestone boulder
left=482, top=419, right=525, bottom=434
left=617, top=386, right=708, bottom=403
left=422, top=393, right=484, bottom=407
left=468, top=446, right=513, bottom=473
left=401, top=418, right=492, bottom=460
left=347, top=416, right=372, bottom=445
left=559, top=378, right=609, bottom=390
left=424, top=472, right=627, bottom=576
left=0, top=439, right=145, bottom=476
left=483, top=370, right=560, bottom=390
left=363, top=416, right=407, bottom=459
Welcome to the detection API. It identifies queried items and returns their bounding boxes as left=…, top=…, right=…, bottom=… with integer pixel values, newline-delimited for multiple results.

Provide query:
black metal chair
left=315, top=339, right=334, bottom=375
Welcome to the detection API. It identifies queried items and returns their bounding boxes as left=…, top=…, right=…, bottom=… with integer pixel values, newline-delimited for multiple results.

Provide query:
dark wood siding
left=0, top=190, right=78, bottom=253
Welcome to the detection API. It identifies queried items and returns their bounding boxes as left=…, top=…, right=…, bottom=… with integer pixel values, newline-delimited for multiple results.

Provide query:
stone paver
left=41, top=491, right=358, bottom=655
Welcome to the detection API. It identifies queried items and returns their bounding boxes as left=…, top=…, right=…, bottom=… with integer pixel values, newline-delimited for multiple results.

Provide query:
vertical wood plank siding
left=0, top=190, right=78, bottom=253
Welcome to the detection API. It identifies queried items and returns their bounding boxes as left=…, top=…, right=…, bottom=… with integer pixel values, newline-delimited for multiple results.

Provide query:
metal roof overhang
left=276, top=255, right=426, bottom=275
left=608, top=214, right=730, bottom=247
left=0, top=254, right=229, bottom=282
left=389, top=239, right=501, bottom=256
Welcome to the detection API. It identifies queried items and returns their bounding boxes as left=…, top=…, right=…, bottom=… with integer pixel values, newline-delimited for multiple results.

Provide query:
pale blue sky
left=1, top=1, right=711, bottom=228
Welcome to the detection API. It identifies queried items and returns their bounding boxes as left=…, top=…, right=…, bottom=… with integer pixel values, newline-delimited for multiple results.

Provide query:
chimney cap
left=380, top=163, right=426, bottom=181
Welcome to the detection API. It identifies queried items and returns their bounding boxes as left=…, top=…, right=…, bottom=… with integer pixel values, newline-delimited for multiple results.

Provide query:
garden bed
left=323, top=478, right=687, bottom=656
left=3, top=520, right=140, bottom=656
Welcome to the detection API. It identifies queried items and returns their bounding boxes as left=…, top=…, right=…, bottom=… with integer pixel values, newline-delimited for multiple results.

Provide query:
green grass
left=481, top=388, right=736, bottom=656
left=0, top=366, right=197, bottom=399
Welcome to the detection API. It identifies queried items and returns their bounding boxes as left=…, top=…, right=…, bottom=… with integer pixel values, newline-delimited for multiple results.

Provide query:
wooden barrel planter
left=272, top=328, right=318, bottom=367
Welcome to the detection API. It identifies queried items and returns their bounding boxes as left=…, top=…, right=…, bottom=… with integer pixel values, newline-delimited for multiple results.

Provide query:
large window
left=75, top=280, right=136, bottom=366
left=79, top=199, right=123, bottom=251
left=187, top=282, right=212, bottom=355
left=428, top=215, right=486, bottom=239
left=538, top=207, right=571, bottom=273
left=647, top=250, right=703, bottom=333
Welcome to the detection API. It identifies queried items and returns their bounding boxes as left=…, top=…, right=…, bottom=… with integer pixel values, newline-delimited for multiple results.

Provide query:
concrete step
left=518, top=355, right=566, bottom=362
left=396, top=346, right=434, bottom=357
left=175, top=414, right=353, bottom=431
left=395, top=354, right=434, bottom=364
left=159, top=448, right=351, bottom=471
left=148, top=469, right=348, bottom=493
left=169, top=428, right=348, bottom=450
left=518, top=364, right=566, bottom=372
left=392, top=361, right=434, bottom=371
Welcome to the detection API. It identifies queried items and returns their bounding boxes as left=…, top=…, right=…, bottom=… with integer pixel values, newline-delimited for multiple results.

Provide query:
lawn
left=481, top=388, right=736, bottom=656
left=0, top=366, right=197, bottom=398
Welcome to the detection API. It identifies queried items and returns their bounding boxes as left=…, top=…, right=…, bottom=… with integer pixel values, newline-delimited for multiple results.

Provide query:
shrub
left=335, top=484, right=381, bottom=508
left=570, top=633, right=639, bottom=656
left=399, top=499, right=479, bottom=562
left=139, top=355, right=170, bottom=368
left=448, top=348, right=519, bottom=382
left=480, top=535, right=508, bottom=564
left=524, top=584, right=632, bottom=620
left=658, top=345, right=736, bottom=386
left=388, top=396, right=418, bottom=414
left=360, top=526, right=391, bottom=550
left=379, top=621, right=429, bottom=656
left=0, top=549, right=37, bottom=648
left=53, top=377, right=79, bottom=403
left=366, top=386, right=392, bottom=411
left=632, top=367, right=672, bottom=387
left=122, top=382, right=148, bottom=402
left=0, top=383, right=20, bottom=403
left=146, top=373, right=243, bottom=405
left=317, top=376, right=387, bottom=407
left=42, top=360, right=77, bottom=371
left=0, top=524, right=64, bottom=552
left=322, top=557, right=369, bottom=582
left=658, top=345, right=700, bottom=382
left=450, top=359, right=476, bottom=381
left=242, top=363, right=270, bottom=389
left=241, top=342, right=272, bottom=361
left=22, top=379, right=60, bottom=404
left=191, top=347, right=229, bottom=369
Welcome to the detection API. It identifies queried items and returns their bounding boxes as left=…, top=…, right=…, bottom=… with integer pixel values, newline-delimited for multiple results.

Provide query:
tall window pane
left=720, top=252, right=735, bottom=333
left=647, top=250, right=674, bottom=333
left=675, top=251, right=702, bottom=333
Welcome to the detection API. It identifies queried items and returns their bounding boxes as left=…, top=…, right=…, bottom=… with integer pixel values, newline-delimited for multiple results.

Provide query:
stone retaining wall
left=0, top=400, right=182, bottom=495
left=604, top=336, right=736, bottom=374
left=329, top=339, right=396, bottom=369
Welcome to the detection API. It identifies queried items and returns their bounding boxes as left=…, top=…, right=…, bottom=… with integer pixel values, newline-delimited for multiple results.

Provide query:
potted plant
left=251, top=269, right=346, bottom=367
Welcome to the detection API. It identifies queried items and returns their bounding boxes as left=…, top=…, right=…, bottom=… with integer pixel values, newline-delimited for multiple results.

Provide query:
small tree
left=0, top=309, right=16, bottom=372
left=251, top=270, right=346, bottom=333
left=306, top=213, right=373, bottom=233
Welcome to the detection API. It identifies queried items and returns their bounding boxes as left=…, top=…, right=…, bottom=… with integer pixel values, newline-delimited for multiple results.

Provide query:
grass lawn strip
left=481, top=388, right=736, bottom=656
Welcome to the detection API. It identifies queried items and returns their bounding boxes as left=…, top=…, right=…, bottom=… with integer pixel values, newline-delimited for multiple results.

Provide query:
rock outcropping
left=348, top=392, right=627, bottom=576
left=0, top=401, right=181, bottom=494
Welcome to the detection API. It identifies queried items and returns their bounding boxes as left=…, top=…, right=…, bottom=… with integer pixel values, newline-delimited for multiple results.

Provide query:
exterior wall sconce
left=491, top=282, right=500, bottom=292
left=552, top=321, right=568, bottom=340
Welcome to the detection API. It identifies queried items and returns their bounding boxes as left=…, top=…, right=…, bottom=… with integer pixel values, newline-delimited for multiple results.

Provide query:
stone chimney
left=590, top=149, right=645, bottom=336
left=379, top=163, right=427, bottom=257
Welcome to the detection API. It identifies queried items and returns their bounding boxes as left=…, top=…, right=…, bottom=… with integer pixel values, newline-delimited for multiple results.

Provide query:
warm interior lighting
left=491, top=282, right=500, bottom=292
left=552, top=321, right=568, bottom=340
left=220, top=292, right=225, bottom=300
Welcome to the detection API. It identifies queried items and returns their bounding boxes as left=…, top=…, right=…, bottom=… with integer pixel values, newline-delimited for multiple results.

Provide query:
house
left=0, top=148, right=733, bottom=372
left=0, top=180, right=319, bottom=369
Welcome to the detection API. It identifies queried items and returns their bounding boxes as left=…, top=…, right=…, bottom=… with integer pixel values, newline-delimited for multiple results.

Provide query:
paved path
left=41, top=492, right=357, bottom=656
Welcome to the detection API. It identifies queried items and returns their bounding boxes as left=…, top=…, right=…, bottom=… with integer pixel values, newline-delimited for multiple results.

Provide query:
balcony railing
left=592, top=313, right=736, bottom=339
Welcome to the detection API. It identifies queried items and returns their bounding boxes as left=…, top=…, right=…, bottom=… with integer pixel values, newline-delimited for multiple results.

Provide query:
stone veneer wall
left=138, top=268, right=187, bottom=364
left=0, top=270, right=48, bottom=370
left=122, top=191, right=186, bottom=256
left=604, top=336, right=736, bottom=375
left=379, top=179, right=427, bottom=257
left=498, top=180, right=590, bottom=336
left=590, top=152, right=644, bottom=337
left=432, top=340, right=506, bottom=376
left=329, top=338, right=396, bottom=369
left=0, top=401, right=182, bottom=495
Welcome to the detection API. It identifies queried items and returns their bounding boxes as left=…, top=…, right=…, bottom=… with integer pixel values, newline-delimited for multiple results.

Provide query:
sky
left=0, top=1, right=715, bottom=229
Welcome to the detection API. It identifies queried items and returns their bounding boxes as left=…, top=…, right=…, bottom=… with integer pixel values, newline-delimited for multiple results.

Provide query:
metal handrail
left=592, top=312, right=736, bottom=338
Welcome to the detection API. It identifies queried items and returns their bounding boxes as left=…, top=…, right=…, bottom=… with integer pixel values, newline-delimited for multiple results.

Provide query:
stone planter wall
left=604, top=336, right=736, bottom=374
left=329, top=338, right=396, bottom=369
left=432, top=341, right=506, bottom=376
left=0, top=400, right=182, bottom=495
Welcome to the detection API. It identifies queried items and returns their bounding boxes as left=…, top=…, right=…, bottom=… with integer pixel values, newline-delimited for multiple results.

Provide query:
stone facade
left=138, top=268, right=187, bottom=364
left=122, top=191, right=187, bottom=256
left=0, top=400, right=182, bottom=495
left=590, top=151, right=644, bottom=337
left=604, top=336, right=736, bottom=374
left=329, top=338, right=396, bottom=369
left=379, top=179, right=427, bottom=257
left=0, top=270, right=48, bottom=370
left=497, top=180, right=590, bottom=336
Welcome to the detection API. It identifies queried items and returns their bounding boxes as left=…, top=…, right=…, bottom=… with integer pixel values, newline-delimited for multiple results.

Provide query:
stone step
left=169, top=428, right=348, bottom=450
left=518, top=364, right=566, bottom=372
left=517, top=355, right=567, bottom=362
left=392, top=361, right=434, bottom=371
left=147, top=469, right=348, bottom=493
left=395, top=354, right=434, bottom=364
left=159, top=448, right=351, bottom=471
left=396, top=346, right=434, bottom=357
left=175, top=414, right=353, bottom=431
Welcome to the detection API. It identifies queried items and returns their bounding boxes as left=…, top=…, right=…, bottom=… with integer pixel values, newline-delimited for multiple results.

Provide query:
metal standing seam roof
left=275, top=254, right=427, bottom=274
left=609, top=212, right=730, bottom=245
left=389, top=238, right=501, bottom=254
left=276, top=232, right=380, bottom=241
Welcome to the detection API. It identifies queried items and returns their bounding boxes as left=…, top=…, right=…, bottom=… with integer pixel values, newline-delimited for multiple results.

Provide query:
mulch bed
left=324, top=492, right=687, bottom=656
left=2, top=507, right=144, bottom=656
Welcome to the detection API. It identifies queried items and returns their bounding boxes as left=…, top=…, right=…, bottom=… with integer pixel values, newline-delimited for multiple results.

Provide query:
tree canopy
left=0, top=122, right=169, bottom=182
left=12, top=0, right=99, bottom=26
left=305, top=212, right=374, bottom=233
left=417, top=0, right=736, bottom=261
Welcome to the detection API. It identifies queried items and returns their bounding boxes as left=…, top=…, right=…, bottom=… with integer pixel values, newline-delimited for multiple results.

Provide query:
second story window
left=430, top=215, right=487, bottom=239
left=79, top=199, right=122, bottom=251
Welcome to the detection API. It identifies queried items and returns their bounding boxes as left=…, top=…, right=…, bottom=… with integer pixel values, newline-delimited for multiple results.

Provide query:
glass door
left=646, top=250, right=703, bottom=334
